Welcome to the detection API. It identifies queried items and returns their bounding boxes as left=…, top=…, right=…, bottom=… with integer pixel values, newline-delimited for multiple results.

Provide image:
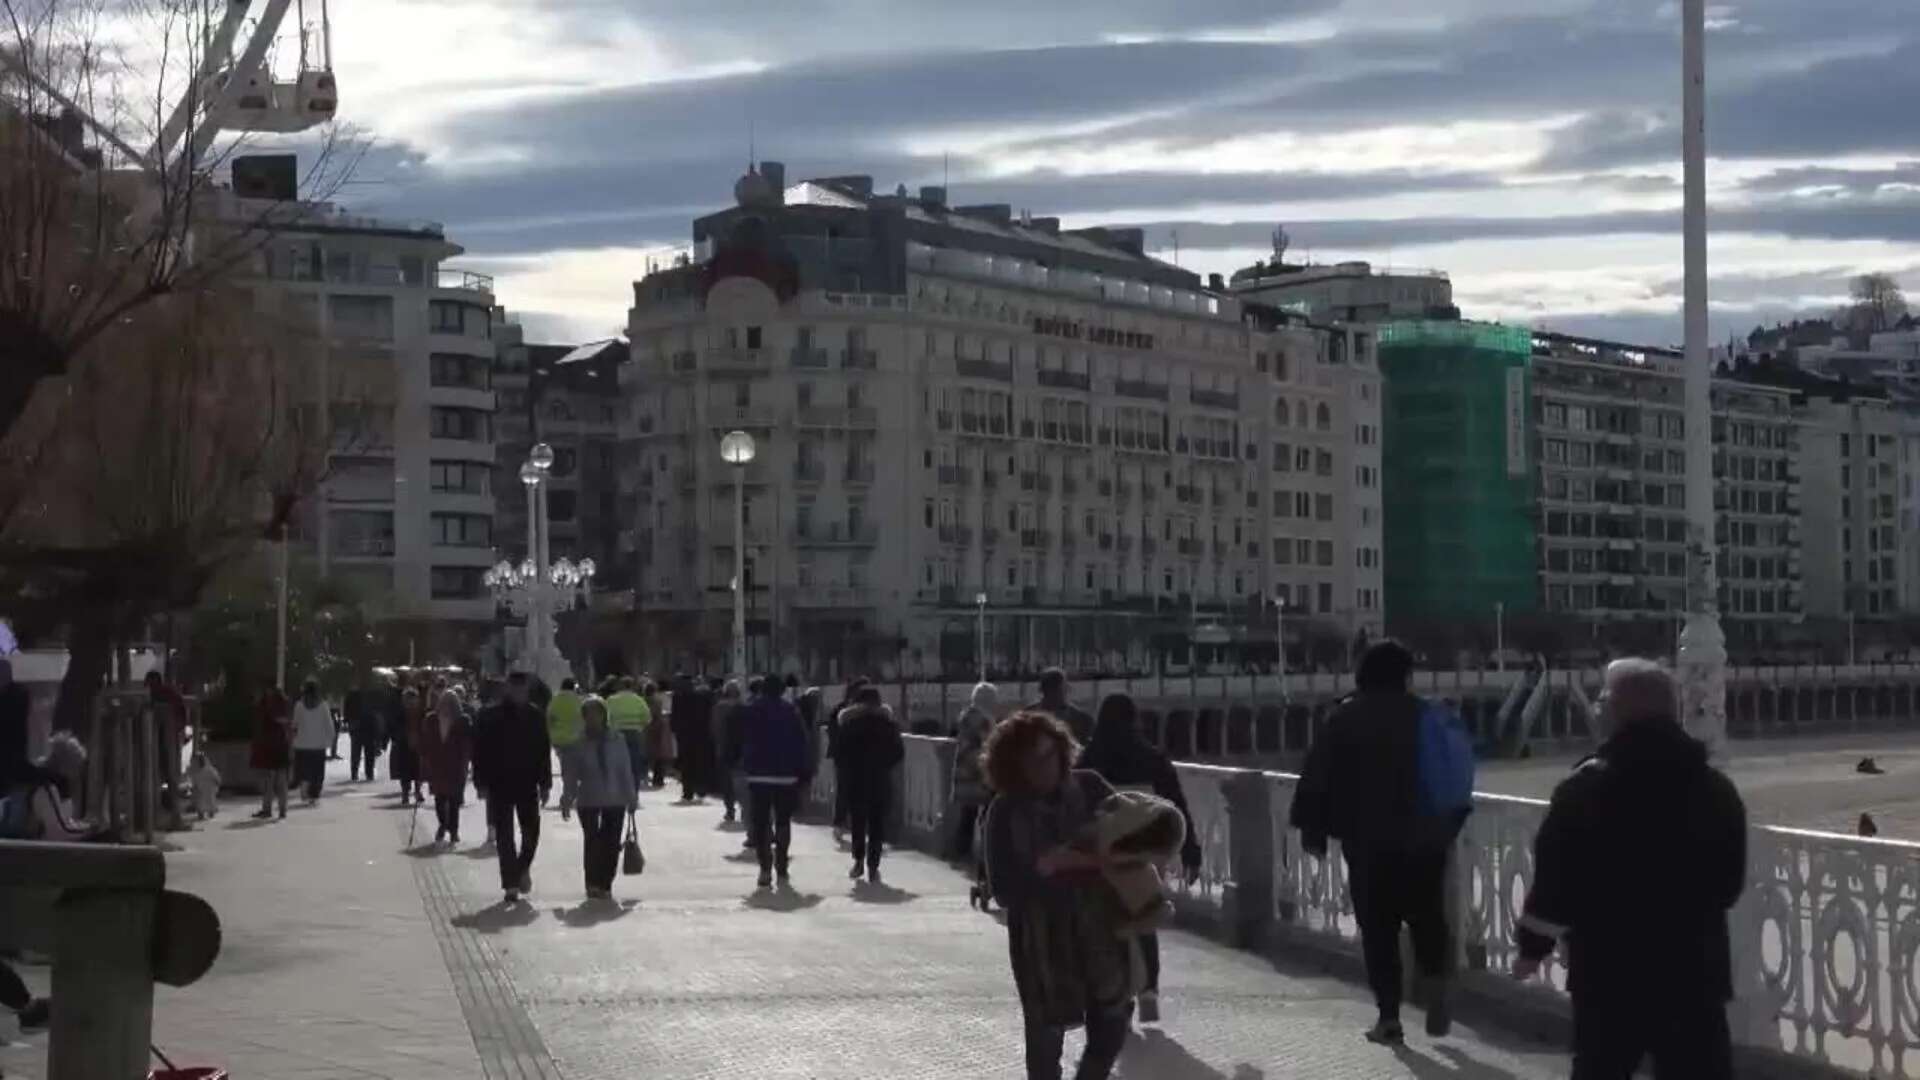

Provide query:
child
left=186, top=752, right=223, bottom=820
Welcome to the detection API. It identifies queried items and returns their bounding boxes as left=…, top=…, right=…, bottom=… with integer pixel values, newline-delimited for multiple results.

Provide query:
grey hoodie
left=949, top=682, right=998, bottom=805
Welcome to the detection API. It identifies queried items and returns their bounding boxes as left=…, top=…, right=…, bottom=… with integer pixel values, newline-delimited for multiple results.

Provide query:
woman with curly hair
left=982, top=710, right=1132, bottom=1080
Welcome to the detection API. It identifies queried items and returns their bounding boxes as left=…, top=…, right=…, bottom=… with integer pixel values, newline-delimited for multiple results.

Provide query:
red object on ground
left=149, top=1069, right=228, bottom=1080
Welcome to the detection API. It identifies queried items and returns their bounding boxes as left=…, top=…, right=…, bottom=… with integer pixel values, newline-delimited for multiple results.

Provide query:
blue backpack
left=1415, top=699, right=1475, bottom=820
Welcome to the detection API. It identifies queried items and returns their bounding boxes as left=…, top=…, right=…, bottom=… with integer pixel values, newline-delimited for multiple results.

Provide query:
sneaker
left=757, top=870, right=773, bottom=889
left=1136, top=991, right=1161, bottom=1025
left=251, top=809, right=272, bottom=820
left=17, top=997, right=50, bottom=1030
left=723, top=807, right=736, bottom=823
left=1364, top=1019, right=1405, bottom=1045
left=277, top=808, right=287, bottom=820
left=1424, top=978, right=1453, bottom=1038
left=848, top=861, right=865, bottom=880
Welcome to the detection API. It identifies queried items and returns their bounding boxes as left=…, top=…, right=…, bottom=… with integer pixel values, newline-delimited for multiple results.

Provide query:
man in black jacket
left=832, top=685, right=904, bottom=884
left=670, top=675, right=716, bottom=805
left=1513, top=658, right=1746, bottom=1079
left=473, top=672, right=552, bottom=903
left=1290, top=640, right=1456, bottom=1044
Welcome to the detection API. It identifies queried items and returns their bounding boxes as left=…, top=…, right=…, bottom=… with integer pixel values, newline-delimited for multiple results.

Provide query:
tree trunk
left=53, top=608, right=114, bottom=733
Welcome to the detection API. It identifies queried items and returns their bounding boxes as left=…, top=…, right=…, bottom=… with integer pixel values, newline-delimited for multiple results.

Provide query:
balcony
left=797, top=405, right=846, bottom=428
left=794, top=523, right=879, bottom=547
left=1099, top=533, right=1114, bottom=551
left=794, top=460, right=826, bottom=485
left=1178, top=538, right=1202, bottom=556
left=1142, top=538, right=1159, bottom=557
left=937, top=465, right=972, bottom=488
left=1021, top=529, right=1052, bottom=550
left=790, top=347, right=830, bottom=369
left=841, top=348, right=878, bottom=370
left=791, top=585, right=873, bottom=608
left=956, top=357, right=1013, bottom=382
left=935, top=411, right=954, bottom=431
left=1115, top=482, right=1135, bottom=502
left=1020, top=472, right=1052, bottom=494
left=848, top=406, right=878, bottom=429
left=843, top=462, right=876, bottom=485
left=937, top=524, right=973, bottom=545
left=1116, top=535, right=1134, bottom=553
left=1061, top=476, right=1079, bottom=497
left=1114, top=378, right=1168, bottom=401
left=1189, top=387, right=1240, bottom=410
left=707, top=347, right=768, bottom=372
left=670, top=350, right=697, bottom=372
left=1176, top=485, right=1202, bottom=504
left=982, top=526, right=1002, bottom=548
left=1037, top=369, right=1092, bottom=391
left=711, top=406, right=778, bottom=429
left=331, top=535, right=395, bottom=558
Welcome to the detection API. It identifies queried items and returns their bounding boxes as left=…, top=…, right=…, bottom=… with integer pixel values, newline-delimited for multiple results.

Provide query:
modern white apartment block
left=1231, top=259, right=1458, bottom=323
left=236, top=166, right=500, bottom=640
left=619, top=166, right=1381, bottom=679
left=1794, top=394, right=1909, bottom=620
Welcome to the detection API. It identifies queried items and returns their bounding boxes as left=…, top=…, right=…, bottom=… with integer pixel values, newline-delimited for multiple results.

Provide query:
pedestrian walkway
left=3, top=760, right=1572, bottom=1078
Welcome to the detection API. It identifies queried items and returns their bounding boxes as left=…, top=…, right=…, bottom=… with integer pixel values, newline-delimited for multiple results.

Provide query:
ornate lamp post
left=486, top=443, right=594, bottom=686
left=975, top=591, right=989, bottom=682
left=719, top=430, right=757, bottom=678
left=1677, top=0, right=1728, bottom=756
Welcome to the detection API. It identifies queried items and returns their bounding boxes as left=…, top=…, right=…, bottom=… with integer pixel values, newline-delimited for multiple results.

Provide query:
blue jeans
left=619, top=730, right=647, bottom=792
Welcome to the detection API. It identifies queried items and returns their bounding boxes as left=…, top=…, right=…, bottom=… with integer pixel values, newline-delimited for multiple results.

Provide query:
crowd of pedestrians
left=0, top=641, right=1754, bottom=1079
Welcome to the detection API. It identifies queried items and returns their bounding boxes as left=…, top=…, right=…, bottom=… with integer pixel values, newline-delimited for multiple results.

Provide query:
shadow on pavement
left=461, top=844, right=498, bottom=860
left=554, top=899, right=639, bottom=928
left=850, top=880, right=919, bottom=905
left=452, top=901, right=541, bottom=934
left=403, top=842, right=450, bottom=858
left=224, top=818, right=276, bottom=830
left=1392, top=1043, right=1528, bottom=1080
left=743, top=888, right=824, bottom=913
left=723, top=849, right=761, bottom=864
left=716, top=819, right=746, bottom=833
left=1117, top=1028, right=1261, bottom=1080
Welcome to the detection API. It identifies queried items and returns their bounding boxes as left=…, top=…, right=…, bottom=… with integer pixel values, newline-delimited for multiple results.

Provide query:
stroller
left=960, top=801, right=995, bottom=913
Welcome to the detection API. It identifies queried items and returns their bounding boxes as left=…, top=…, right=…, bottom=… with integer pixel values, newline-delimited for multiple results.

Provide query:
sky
left=305, top=0, right=1920, bottom=346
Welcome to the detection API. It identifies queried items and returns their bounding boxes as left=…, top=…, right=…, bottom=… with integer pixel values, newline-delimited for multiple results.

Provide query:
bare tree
left=1845, top=272, right=1908, bottom=337
left=0, top=285, right=342, bottom=727
left=0, top=0, right=360, bottom=449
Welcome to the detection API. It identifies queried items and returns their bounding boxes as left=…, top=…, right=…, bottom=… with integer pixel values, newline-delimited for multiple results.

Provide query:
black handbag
left=622, top=811, right=645, bottom=875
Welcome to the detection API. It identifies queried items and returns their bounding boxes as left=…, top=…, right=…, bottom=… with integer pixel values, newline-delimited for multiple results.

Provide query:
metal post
left=1275, top=597, right=1288, bottom=702
left=525, top=471, right=540, bottom=665
left=1676, top=0, right=1728, bottom=759
left=1495, top=601, right=1505, bottom=673
left=732, top=464, right=747, bottom=678
left=975, top=593, right=987, bottom=683
left=274, top=533, right=289, bottom=690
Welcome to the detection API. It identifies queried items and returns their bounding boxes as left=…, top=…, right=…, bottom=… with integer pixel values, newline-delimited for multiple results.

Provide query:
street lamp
left=975, top=591, right=989, bottom=682
left=489, top=444, right=584, bottom=686
left=1273, top=594, right=1289, bottom=702
left=1676, top=0, right=1728, bottom=757
left=720, top=430, right=757, bottom=677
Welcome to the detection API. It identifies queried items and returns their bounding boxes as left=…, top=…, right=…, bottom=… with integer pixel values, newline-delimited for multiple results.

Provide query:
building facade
left=620, top=168, right=1382, bottom=679
left=1231, top=260, right=1458, bottom=323
left=243, top=195, right=500, bottom=643
left=1377, top=321, right=1807, bottom=659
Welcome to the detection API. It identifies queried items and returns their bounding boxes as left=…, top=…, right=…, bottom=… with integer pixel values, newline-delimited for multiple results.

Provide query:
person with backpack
left=1289, top=639, right=1472, bottom=1045
left=1076, top=692, right=1204, bottom=1024
left=832, top=684, right=904, bottom=884
left=1512, top=658, right=1747, bottom=1078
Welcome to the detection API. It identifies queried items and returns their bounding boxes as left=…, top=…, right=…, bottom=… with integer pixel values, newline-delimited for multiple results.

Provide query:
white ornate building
left=619, top=168, right=1382, bottom=679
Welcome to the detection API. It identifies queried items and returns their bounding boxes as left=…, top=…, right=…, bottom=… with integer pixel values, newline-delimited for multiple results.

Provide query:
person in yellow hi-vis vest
left=605, top=676, right=652, bottom=801
left=546, top=678, right=584, bottom=818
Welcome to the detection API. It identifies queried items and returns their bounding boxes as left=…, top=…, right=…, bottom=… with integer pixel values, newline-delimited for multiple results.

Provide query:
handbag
left=622, top=811, right=645, bottom=875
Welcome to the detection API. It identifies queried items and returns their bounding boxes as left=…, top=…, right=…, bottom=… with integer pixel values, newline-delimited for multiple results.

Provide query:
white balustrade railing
left=881, top=732, right=1919, bottom=1078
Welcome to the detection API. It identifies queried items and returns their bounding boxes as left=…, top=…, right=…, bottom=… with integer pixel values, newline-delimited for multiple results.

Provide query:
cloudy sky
left=315, top=0, right=1920, bottom=345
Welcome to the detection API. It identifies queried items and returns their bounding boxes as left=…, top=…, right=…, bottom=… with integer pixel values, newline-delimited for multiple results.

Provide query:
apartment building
left=236, top=166, right=500, bottom=646
left=620, top=166, right=1381, bottom=678
left=1378, top=321, right=1806, bottom=655
left=1231, top=259, right=1458, bottom=323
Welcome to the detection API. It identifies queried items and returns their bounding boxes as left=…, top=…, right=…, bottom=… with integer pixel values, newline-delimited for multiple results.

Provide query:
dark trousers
left=349, top=736, right=380, bottom=780
left=434, top=795, right=461, bottom=840
left=1023, top=1004, right=1130, bottom=1080
left=721, top=771, right=738, bottom=818
left=1142, top=932, right=1161, bottom=992
left=747, top=782, right=799, bottom=874
left=293, top=749, right=327, bottom=800
left=1572, top=996, right=1733, bottom=1080
left=578, top=807, right=623, bottom=892
left=1345, top=845, right=1450, bottom=1020
left=0, top=958, right=30, bottom=1011
left=845, top=777, right=890, bottom=868
left=487, top=791, right=541, bottom=892
left=677, top=729, right=712, bottom=801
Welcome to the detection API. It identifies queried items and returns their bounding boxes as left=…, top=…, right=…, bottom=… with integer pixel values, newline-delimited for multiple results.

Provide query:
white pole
left=1495, top=601, right=1505, bottom=673
left=1676, top=0, right=1728, bottom=758
left=976, top=595, right=987, bottom=683
left=1848, top=610, right=1856, bottom=668
left=1275, top=597, right=1288, bottom=702
left=274, top=532, right=289, bottom=689
left=732, top=465, right=747, bottom=678
left=525, top=476, right=540, bottom=667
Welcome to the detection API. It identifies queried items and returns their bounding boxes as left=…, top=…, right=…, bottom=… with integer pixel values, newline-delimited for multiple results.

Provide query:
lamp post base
left=1676, top=609, right=1728, bottom=758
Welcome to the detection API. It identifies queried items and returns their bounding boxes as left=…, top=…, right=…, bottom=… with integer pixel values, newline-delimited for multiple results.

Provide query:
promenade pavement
left=5, top=757, right=1571, bottom=1079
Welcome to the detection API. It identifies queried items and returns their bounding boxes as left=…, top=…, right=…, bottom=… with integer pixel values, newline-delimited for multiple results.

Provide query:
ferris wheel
left=1, top=0, right=338, bottom=175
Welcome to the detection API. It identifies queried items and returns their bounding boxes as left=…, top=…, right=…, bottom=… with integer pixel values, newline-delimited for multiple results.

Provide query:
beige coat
left=1080, top=791, right=1188, bottom=936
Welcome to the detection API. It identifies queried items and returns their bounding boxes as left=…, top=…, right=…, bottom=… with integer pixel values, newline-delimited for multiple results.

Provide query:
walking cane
left=407, top=792, right=421, bottom=849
